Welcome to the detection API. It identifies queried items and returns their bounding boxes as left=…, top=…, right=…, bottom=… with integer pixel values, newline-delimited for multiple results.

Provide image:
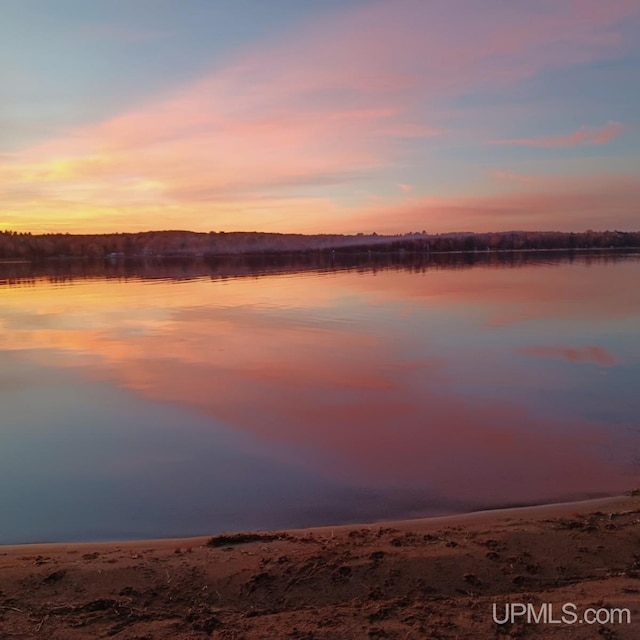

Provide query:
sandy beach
left=1, top=495, right=640, bottom=639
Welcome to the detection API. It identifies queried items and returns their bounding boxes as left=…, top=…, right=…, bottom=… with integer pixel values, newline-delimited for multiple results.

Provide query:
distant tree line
left=339, top=230, right=640, bottom=254
left=0, top=229, right=639, bottom=260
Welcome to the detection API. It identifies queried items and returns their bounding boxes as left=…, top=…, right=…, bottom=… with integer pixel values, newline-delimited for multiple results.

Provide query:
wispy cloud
left=492, top=121, right=625, bottom=148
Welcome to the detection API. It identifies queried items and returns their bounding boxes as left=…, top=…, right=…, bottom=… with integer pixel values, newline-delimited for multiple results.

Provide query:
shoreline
left=2, top=493, right=639, bottom=638
left=1, top=494, right=634, bottom=552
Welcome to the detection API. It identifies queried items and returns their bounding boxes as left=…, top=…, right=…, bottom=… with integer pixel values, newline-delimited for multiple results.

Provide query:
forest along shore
left=2, top=496, right=640, bottom=638
left=2, top=228, right=640, bottom=260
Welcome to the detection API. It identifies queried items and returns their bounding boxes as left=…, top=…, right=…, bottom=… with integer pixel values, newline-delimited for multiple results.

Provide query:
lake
left=1, top=251, right=639, bottom=544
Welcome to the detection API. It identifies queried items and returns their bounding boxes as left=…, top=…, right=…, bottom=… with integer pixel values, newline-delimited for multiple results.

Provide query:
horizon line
left=2, top=228, right=639, bottom=238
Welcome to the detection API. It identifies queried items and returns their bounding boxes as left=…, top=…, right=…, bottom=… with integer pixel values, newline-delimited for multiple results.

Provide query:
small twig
left=0, top=606, right=23, bottom=613
left=35, top=615, right=49, bottom=633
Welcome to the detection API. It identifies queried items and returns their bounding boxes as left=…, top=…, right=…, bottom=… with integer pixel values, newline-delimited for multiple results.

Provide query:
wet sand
left=1, top=495, right=640, bottom=639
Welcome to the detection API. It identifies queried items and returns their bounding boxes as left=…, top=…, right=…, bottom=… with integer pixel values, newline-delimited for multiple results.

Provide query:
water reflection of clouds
left=347, top=261, right=640, bottom=327
left=1, top=365, right=397, bottom=543
left=515, top=345, right=618, bottom=366
left=1, top=261, right=639, bottom=515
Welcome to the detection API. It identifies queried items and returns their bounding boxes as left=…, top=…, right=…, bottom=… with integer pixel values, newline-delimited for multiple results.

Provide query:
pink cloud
left=492, top=121, right=625, bottom=148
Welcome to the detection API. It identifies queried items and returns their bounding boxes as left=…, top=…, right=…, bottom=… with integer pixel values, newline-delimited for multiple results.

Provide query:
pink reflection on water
left=515, top=345, right=618, bottom=366
left=1, top=257, right=639, bottom=512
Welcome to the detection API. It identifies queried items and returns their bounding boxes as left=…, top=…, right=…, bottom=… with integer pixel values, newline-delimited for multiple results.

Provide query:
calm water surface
left=1, top=252, right=639, bottom=543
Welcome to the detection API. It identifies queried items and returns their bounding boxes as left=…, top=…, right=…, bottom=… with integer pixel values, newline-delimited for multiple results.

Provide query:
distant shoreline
left=1, top=245, right=639, bottom=264
left=2, top=229, right=640, bottom=261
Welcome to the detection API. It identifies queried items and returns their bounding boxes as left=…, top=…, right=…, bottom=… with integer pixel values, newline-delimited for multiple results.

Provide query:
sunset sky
left=2, top=0, right=639, bottom=234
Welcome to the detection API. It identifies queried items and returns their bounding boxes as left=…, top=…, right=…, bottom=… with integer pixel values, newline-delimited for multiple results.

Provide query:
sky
left=1, top=0, right=639, bottom=235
